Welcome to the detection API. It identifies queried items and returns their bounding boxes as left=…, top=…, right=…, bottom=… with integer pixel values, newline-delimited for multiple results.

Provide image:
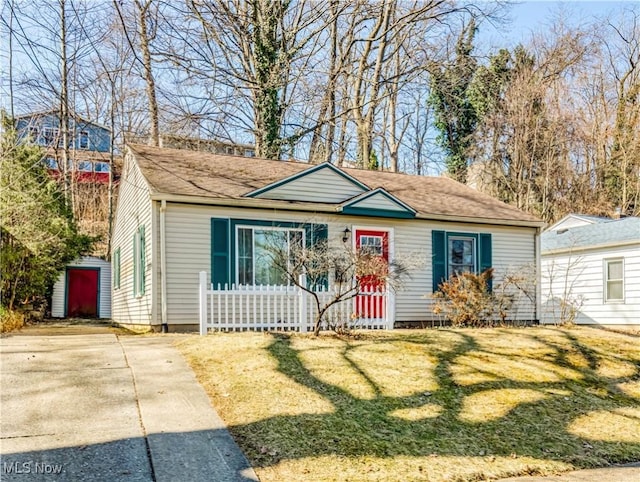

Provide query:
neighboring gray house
left=541, top=215, right=640, bottom=329
left=111, top=144, right=545, bottom=332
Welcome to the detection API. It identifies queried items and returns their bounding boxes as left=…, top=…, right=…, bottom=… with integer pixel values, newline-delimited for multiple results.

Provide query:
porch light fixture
left=342, top=227, right=351, bottom=243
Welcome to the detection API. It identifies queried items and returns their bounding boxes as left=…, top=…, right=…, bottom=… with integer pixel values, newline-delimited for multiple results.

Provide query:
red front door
left=355, top=229, right=388, bottom=319
left=66, top=268, right=99, bottom=318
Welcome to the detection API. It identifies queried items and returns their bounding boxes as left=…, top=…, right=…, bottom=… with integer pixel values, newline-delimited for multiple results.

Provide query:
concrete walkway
left=0, top=329, right=257, bottom=481
left=499, top=462, right=640, bottom=481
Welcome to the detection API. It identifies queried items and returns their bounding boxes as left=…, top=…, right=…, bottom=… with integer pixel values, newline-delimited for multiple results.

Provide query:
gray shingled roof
left=128, top=144, right=543, bottom=225
left=542, top=216, right=640, bottom=252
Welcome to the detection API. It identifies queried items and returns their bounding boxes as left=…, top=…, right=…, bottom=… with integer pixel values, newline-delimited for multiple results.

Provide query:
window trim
left=234, top=224, right=305, bottom=286
left=603, top=258, right=624, bottom=303
left=132, top=226, right=146, bottom=297
left=447, top=234, right=477, bottom=277
left=42, top=127, right=60, bottom=146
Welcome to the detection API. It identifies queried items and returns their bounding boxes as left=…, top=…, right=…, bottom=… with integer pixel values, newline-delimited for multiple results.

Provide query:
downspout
left=535, top=226, right=542, bottom=325
left=160, top=200, right=168, bottom=332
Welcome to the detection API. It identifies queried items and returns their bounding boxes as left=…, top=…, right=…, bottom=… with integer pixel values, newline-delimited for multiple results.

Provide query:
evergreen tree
left=428, top=19, right=478, bottom=182
left=0, top=116, right=92, bottom=310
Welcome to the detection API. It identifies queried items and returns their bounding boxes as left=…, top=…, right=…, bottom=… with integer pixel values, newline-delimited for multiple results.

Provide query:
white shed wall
left=161, top=203, right=538, bottom=326
left=541, top=244, right=640, bottom=325
left=51, top=257, right=111, bottom=318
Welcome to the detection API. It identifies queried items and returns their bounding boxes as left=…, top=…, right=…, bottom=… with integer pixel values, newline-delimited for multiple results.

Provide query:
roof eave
left=150, top=192, right=544, bottom=227
left=542, top=238, right=640, bottom=255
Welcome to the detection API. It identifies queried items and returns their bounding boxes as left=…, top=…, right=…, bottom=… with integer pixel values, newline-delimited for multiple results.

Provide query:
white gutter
left=160, top=200, right=168, bottom=331
left=149, top=193, right=545, bottom=228
left=535, top=226, right=542, bottom=324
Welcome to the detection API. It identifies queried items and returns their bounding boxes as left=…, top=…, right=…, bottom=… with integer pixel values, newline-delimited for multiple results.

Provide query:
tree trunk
left=135, top=0, right=160, bottom=146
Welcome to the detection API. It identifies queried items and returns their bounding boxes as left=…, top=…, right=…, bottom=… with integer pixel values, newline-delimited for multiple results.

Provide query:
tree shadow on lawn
left=228, top=329, right=640, bottom=472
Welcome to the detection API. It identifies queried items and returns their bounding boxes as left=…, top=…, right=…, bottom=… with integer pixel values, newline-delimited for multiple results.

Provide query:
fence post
left=199, top=271, right=208, bottom=335
left=386, top=288, right=395, bottom=330
left=298, top=274, right=307, bottom=332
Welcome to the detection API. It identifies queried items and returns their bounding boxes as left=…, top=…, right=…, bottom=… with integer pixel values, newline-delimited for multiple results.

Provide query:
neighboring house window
left=113, top=248, right=121, bottom=289
left=226, top=146, right=235, bottom=155
left=244, top=149, right=255, bottom=157
left=237, top=226, right=304, bottom=285
left=42, top=127, right=59, bottom=146
left=43, top=157, right=58, bottom=170
left=432, top=231, right=492, bottom=292
left=28, top=127, right=39, bottom=142
left=94, top=161, right=110, bottom=173
left=604, top=258, right=624, bottom=302
left=77, top=160, right=93, bottom=172
left=132, top=226, right=146, bottom=296
left=78, top=131, right=89, bottom=149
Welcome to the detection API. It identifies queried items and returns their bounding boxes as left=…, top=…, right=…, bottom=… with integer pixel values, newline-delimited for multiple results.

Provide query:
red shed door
left=66, top=268, right=99, bottom=318
left=355, top=230, right=388, bottom=319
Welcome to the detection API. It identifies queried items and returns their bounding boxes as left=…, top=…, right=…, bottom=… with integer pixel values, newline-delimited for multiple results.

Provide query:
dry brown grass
left=0, top=308, right=25, bottom=333
left=177, top=327, right=640, bottom=482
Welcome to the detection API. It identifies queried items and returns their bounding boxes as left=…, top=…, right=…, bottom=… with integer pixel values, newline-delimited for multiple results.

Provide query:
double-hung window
left=448, top=236, right=476, bottom=276
left=432, top=230, right=492, bottom=292
left=42, top=127, right=59, bottom=146
left=604, top=258, right=624, bottom=302
left=237, top=226, right=304, bottom=285
left=133, top=226, right=145, bottom=296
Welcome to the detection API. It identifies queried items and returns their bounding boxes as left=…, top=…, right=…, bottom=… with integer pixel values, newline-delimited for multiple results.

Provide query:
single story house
left=111, top=144, right=544, bottom=332
left=540, top=214, right=640, bottom=329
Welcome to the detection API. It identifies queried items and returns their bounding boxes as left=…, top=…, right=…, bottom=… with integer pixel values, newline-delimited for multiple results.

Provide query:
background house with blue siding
left=15, top=110, right=117, bottom=318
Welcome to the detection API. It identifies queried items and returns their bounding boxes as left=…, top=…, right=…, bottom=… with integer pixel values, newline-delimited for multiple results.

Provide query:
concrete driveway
left=0, top=329, right=257, bottom=481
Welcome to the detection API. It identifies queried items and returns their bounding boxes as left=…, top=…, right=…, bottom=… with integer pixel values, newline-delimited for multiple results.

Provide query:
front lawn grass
left=176, top=327, right=640, bottom=481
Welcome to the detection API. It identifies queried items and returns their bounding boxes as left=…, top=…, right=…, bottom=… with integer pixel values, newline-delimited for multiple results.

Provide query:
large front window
left=448, top=236, right=476, bottom=276
left=237, top=227, right=304, bottom=285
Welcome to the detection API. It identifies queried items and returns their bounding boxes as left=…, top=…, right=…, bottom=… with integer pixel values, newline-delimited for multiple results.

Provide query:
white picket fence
left=198, top=271, right=394, bottom=334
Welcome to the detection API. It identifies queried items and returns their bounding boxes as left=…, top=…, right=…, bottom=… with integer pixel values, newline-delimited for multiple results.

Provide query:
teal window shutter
left=113, top=248, right=121, bottom=289
left=304, top=223, right=329, bottom=289
left=479, top=233, right=492, bottom=291
left=132, top=232, right=138, bottom=296
left=211, top=218, right=230, bottom=288
left=139, top=225, right=146, bottom=295
left=432, top=230, right=446, bottom=292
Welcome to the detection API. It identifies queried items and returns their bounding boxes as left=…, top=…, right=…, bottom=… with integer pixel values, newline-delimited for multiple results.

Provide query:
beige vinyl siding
left=541, top=244, right=640, bottom=325
left=396, top=222, right=537, bottom=322
left=254, top=167, right=365, bottom=203
left=51, top=257, right=111, bottom=318
left=161, top=203, right=538, bottom=325
left=111, top=154, right=154, bottom=326
left=349, top=193, right=407, bottom=212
